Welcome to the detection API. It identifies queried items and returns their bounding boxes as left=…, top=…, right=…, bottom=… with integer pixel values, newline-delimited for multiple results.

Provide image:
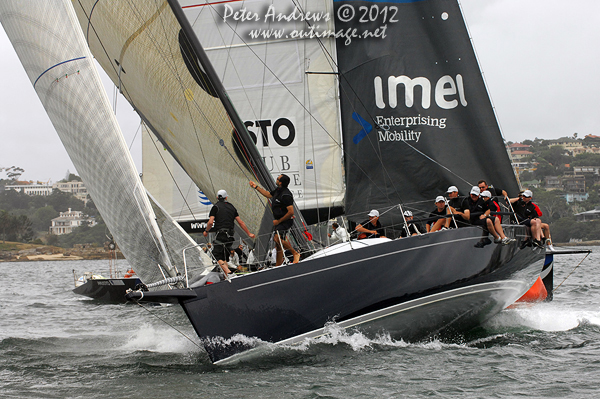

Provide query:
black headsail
left=334, top=0, right=519, bottom=224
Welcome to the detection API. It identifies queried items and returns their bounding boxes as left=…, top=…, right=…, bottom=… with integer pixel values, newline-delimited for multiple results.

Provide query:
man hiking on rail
left=203, top=189, right=255, bottom=279
left=250, top=174, right=301, bottom=266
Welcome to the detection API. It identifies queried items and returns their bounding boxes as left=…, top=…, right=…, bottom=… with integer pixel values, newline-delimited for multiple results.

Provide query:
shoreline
left=0, top=242, right=124, bottom=262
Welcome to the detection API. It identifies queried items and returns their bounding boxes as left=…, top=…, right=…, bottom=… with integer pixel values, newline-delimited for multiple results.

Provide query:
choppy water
left=1, top=250, right=599, bottom=398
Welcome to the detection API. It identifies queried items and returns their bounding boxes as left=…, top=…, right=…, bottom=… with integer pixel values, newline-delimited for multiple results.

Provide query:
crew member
left=356, top=210, right=385, bottom=239
left=400, top=210, right=423, bottom=237
left=446, top=185, right=469, bottom=228
left=480, top=190, right=515, bottom=245
left=328, top=222, right=348, bottom=243
left=509, top=189, right=544, bottom=247
left=250, top=174, right=300, bottom=265
left=203, top=189, right=255, bottom=278
left=427, top=196, right=451, bottom=232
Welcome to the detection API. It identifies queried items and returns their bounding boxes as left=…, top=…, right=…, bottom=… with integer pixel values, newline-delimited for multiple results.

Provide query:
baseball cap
left=470, top=186, right=480, bottom=196
left=481, top=190, right=492, bottom=198
left=446, top=186, right=458, bottom=193
left=368, top=209, right=380, bottom=217
left=435, top=196, right=445, bottom=203
left=523, top=190, right=532, bottom=198
left=403, top=210, right=413, bottom=217
left=217, top=189, right=228, bottom=199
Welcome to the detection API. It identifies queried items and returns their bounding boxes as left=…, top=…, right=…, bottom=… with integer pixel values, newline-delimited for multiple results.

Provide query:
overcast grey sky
left=1, top=0, right=599, bottom=182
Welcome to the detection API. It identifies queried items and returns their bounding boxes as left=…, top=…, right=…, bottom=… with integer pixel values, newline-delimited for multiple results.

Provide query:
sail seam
left=33, top=56, right=86, bottom=88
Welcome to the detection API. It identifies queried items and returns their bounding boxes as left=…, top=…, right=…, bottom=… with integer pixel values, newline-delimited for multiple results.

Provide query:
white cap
left=523, top=189, right=533, bottom=198
left=403, top=210, right=413, bottom=217
left=481, top=190, right=492, bottom=198
left=470, top=186, right=480, bottom=196
left=217, top=189, right=228, bottom=199
left=447, top=186, right=458, bottom=193
left=368, top=209, right=380, bottom=217
left=435, top=196, right=445, bottom=203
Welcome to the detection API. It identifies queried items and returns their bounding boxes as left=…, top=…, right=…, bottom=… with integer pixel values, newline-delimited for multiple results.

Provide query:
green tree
left=571, top=153, right=600, bottom=166
left=30, top=205, right=59, bottom=231
left=534, top=159, right=556, bottom=179
left=540, top=146, right=571, bottom=168
left=532, top=189, right=570, bottom=222
left=57, top=219, right=108, bottom=248
left=46, top=233, right=59, bottom=246
left=520, top=171, right=534, bottom=182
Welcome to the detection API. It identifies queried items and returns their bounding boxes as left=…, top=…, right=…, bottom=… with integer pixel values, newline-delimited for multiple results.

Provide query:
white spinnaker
left=189, top=0, right=345, bottom=213
left=72, top=0, right=272, bottom=237
left=0, top=0, right=204, bottom=284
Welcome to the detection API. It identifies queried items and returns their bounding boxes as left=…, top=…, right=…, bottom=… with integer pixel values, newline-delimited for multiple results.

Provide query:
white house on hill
left=49, top=208, right=96, bottom=235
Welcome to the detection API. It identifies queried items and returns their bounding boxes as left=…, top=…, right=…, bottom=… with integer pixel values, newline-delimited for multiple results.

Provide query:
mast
left=166, top=0, right=276, bottom=194
left=166, top=0, right=311, bottom=255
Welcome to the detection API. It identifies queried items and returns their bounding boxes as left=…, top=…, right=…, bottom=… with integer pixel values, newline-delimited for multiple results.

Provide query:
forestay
left=0, top=0, right=204, bottom=285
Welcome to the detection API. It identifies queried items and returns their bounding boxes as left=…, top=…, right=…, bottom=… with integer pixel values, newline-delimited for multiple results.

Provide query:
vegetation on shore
left=0, top=172, right=109, bottom=248
left=4, top=142, right=600, bottom=246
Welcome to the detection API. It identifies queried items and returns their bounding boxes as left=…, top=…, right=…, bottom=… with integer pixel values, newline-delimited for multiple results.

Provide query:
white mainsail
left=0, top=0, right=204, bottom=285
left=72, top=0, right=274, bottom=238
left=187, top=0, right=345, bottom=214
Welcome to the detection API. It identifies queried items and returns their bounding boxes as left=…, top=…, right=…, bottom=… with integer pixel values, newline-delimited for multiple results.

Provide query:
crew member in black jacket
left=250, top=174, right=300, bottom=266
left=509, top=189, right=543, bottom=247
left=203, top=189, right=255, bottom=277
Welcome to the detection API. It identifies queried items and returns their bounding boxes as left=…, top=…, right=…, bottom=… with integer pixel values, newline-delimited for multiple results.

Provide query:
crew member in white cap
left=480, top=190, right=515, bottom=245
left=466, top=185, right=499, bottom=248
left=356, top=209, right=385, bottom=239
left=427, top=196, right=451, bottom=232
left=400, top=210, right=422, bottom=237
left=446, top=185, right=469, bottom=228
left=203, top=189, right=256, bottom=278
left=250, top=174, right=300, bottom=265
left=509, top=189, right=544, bottom=247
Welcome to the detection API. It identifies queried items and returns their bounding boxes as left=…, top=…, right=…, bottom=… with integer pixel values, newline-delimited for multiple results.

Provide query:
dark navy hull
left=73, top=278, right=141, bottom=302
left=133, top=226, right=544, bottom=363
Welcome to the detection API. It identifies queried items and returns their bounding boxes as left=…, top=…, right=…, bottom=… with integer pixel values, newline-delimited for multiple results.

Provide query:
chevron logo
left=351, top=112, right=373, bottom=144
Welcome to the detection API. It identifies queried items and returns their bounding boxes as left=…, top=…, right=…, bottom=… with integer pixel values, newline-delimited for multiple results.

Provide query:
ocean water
left=1, top=250, right=599, bottom=398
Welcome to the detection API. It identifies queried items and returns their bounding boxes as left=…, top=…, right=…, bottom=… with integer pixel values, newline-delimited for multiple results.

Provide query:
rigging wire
left=458, top=0, right=520, bottom=188
left=552, top=251, right=590, bottom=295
left=186, top=0, right=397, bottom=209
left=133, top=300, right=205, bottom=351
left=146, top=127, right=199, bottom=221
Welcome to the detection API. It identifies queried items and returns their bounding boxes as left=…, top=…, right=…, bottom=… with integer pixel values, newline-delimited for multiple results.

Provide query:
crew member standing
left=203, top=189, right=255, bottom=278
left=250, top=174, right=300, bottom=266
